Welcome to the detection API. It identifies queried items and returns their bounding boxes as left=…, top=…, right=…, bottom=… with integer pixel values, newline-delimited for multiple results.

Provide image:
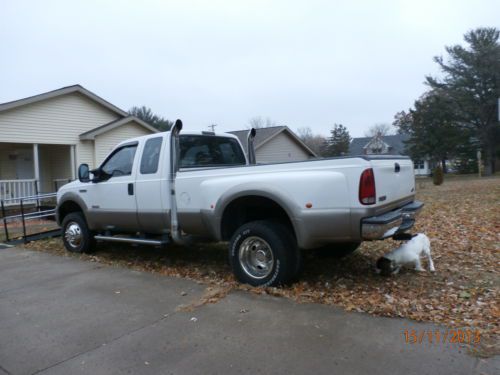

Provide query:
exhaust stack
left=247, top=128, right=257, bottom=165
left=169, top=119, right=190, bottom=245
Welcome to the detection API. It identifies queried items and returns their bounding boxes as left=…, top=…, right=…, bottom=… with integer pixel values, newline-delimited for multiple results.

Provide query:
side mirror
left=89, top=167, right=110, bottom=183
left=78, top=164, right=90, bottom=182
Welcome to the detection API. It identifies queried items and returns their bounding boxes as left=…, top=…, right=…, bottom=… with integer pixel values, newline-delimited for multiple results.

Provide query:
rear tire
left=61, top=212, right=95, bottom=253
left=229, top=220, right=301, bottom=287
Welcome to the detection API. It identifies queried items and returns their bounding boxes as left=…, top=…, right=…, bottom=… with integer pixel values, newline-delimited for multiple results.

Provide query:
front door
left=15, top=149, right=34, bottom=179
left=86, top=143, right=139, bottom=232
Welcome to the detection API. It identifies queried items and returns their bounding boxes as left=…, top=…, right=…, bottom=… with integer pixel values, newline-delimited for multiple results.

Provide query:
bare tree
left=247, top=116, right=278, bottom=129
left=364, top=123, right=394, bottom=137
left=297, top=127, right=328, bottom=157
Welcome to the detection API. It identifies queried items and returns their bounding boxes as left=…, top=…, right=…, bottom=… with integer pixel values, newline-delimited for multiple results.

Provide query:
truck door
left=87, top=142, right=139, bottom=232
left=135, top=135, right=170, bottom=233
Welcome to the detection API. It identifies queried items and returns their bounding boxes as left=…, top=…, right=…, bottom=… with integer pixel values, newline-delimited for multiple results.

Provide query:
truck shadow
left=82, top=239, right=429, bottom=288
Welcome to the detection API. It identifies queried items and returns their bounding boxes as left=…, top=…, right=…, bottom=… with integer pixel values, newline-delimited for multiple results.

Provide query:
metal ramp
left=1, top=193, right=61, bottom=244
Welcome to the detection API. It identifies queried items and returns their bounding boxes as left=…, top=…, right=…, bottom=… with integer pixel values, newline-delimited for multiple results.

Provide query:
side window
left=179, top=135, right=246, bottom=168
left=101, top=145, right=137, bottom=177
left=140, top=137, right=163, bottom=174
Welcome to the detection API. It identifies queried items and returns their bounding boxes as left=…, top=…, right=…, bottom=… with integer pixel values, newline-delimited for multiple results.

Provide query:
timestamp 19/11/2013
left=403, top=329, right=481, bottom=345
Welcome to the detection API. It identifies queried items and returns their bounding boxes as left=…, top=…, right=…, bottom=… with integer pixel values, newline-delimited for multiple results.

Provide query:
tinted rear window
left=140, top=137, right=163, bottom=174
left=179, top=135, right=246, bottom=168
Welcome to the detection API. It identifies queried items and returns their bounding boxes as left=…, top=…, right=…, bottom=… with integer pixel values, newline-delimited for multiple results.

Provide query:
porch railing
left=0, top=179, right=38, bottom=206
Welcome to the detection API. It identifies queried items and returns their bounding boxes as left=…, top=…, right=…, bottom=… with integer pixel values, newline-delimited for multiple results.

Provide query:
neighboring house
left=348, top=133, right=431, bottom=176
left=228, top=126, right=317, bottom=163
left=0, top=85, right=157, bottom=203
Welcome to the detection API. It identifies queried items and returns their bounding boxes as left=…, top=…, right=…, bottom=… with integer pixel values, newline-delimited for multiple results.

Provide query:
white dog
left=376, top=233, right=435, bottom=276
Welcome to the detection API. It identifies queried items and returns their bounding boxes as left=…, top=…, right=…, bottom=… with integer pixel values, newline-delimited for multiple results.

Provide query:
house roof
left=349, top=134, right=409, bottom=156
left=0, top=84, right=128, bottom=117
left=228, top=126, right=317, bottom=157
left=79, top=116, right=158, bottom=140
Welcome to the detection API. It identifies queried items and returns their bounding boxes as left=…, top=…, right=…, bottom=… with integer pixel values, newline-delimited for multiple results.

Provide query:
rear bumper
left=361, top=201, right=423, bottom=240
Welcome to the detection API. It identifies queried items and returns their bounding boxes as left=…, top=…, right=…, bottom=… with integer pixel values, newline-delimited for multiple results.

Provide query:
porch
left=0, top=142, right=75, bottom=205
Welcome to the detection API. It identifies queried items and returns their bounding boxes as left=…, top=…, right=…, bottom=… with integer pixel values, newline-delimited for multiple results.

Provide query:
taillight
left=359, top=168, right=376, bottom=205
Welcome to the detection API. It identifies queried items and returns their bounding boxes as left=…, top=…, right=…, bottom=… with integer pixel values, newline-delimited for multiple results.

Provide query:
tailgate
left=369, top=158, right=415, bottom=204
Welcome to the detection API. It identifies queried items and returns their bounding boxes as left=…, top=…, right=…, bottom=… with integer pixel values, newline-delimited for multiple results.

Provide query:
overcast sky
left=1, top=0, right=498, bottom=137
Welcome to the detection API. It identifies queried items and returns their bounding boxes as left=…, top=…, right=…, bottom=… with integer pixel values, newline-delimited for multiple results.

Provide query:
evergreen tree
left=394, top=90, right=468, bottom=171
left=326, top=124, right=351, bottom=156
left=426, top=27, right=500, bottom=174
left=129, top=106, right=173, bottom=132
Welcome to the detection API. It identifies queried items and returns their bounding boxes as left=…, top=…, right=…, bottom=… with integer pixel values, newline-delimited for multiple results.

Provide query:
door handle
left=128, top=183, right=134, bottom=195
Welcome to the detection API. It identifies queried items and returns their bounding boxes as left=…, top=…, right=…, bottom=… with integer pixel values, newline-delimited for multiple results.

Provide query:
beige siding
left=49, top=145, right=72, bottom=180
left=77, top=140, right=95, bottom=168
left=38, top=147, right=53, bottom=192
left=94, top=121, right=151, bottom=165
left=256, top=133, right=311, bottom=163
left=0, top=92, right=120, bottom=145
left=38, top=145, right=72, bottom=192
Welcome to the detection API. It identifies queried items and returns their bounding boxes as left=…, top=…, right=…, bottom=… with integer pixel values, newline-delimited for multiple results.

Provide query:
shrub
left=433, top=165, right=444, bottom=185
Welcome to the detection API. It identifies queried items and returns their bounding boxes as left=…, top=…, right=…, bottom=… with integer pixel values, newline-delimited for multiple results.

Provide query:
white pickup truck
left=56, top=120, right=422, bottom=286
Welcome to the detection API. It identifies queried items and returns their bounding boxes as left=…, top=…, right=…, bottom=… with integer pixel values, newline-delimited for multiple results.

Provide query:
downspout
left=247, top=128, right=257, bottom=165
left=169, top=119, right=190, bottom=245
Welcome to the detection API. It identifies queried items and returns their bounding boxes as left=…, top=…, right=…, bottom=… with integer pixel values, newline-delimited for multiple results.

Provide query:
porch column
left=33, top=144, right=40, bottom=192
left=70, top=145, right=76, bottom=180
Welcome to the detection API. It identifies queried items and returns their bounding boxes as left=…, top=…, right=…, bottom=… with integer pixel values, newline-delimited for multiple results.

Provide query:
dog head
left=376, top=257, right=397, bottom=276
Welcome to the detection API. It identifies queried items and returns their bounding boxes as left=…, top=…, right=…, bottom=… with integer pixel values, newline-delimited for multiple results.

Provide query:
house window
left=414, top=160, right=424, bottom=169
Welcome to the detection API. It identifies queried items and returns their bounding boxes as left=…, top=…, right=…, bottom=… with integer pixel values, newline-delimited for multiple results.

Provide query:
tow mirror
left=78, top=164, right=90, bottom=182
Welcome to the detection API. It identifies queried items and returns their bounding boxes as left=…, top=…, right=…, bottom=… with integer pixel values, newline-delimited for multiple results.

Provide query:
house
left=228, top=126, right=317, bottom=163
left=0, top=85, right=157, bottom=203
left=348, top=133, right=431, bottom=175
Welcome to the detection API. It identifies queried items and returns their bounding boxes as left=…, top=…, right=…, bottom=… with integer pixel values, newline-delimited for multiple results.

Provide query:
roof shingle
left=349, top=134, right=409, bottom=156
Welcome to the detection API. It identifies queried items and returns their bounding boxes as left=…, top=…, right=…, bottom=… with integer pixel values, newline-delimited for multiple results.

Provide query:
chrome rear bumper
left=361, top=201, right=424, bottom=240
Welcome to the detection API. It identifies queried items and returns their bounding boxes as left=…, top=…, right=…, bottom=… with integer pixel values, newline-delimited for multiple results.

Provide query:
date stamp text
left=403, top=329, right=481, bottom=345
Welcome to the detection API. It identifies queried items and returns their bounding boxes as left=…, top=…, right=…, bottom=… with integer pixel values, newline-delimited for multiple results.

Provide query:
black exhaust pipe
left=247, top=128, right=256, bottom=165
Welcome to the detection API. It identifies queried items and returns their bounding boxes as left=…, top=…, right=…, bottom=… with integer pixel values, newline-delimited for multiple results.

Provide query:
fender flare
left=57, top=192, right=90, bottom=227
left=212, top=183, right=301, bottom=241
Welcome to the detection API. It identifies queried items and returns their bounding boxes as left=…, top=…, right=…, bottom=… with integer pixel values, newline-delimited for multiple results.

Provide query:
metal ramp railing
left=1, top=193, right=61, bottom=244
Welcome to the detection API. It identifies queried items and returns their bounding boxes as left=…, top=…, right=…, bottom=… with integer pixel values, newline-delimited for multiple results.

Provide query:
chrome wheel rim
left=238, top=236, right=274, bottom=279
left=65, top=222, right=82, bottom=249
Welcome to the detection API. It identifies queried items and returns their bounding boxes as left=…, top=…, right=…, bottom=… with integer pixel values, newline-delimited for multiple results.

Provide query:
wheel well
left=220, top=195, right=295, bottom=240
left=58, top=200, right=83, bottom=223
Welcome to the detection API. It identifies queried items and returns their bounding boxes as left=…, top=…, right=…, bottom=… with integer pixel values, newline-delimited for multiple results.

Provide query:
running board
left=94, top=235, right=168, bottom=246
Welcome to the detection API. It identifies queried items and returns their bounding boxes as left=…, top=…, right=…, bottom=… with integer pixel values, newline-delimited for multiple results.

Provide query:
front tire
left=61, top=212, right=95, bottom=253
left=229, top=220, right=301, bottom=287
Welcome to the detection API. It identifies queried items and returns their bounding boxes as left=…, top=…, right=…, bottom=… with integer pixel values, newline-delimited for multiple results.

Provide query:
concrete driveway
left=0, top=247, right=497, bottom=375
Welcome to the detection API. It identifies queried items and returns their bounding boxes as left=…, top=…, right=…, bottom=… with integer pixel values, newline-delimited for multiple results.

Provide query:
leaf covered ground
left=23, top=176, right=499, bottom=356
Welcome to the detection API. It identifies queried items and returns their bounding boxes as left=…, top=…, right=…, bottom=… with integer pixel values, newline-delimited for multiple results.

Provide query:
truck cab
left=60, top=130, right=246, bottom=235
